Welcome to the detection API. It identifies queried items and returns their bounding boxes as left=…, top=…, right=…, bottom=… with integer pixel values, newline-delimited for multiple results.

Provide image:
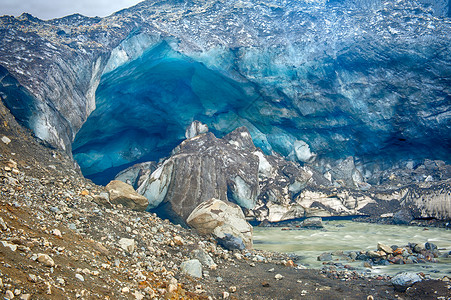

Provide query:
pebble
left=75, top=274, right=84, bottom=282
left=5, top=290, right=14, bottom=299
left=2, top=136, right=11, bottom=144
left=275, top=274, right=284, bottom=280
left=229, top=286, right=237, bottom=293
left=37, top=253, right=55, bottom=267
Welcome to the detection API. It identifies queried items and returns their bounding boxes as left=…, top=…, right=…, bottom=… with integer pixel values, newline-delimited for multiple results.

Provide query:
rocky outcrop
left=118, top=125, right=260, bottom=221
left=105, top=180, right=148, bottom=211
left=186, top=198, right=253, bottom=250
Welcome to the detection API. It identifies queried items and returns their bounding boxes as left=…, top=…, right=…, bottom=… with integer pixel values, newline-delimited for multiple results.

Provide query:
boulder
left=137, top=128, right=260, bottom=221
left=391, top=272, right=422, bottom=292
left=180, top=259, right=202, bottom=278
left=187, top=198, right=253, bottom=249
left=300, top=217, right=323, bottom=229
left=106, top=180, right=148, bottom=211
left=393, top=209, right=413, bottom=225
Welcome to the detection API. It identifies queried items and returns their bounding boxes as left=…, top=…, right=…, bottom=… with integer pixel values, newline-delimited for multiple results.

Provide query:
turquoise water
left=253, top=221, right=451, bottom=278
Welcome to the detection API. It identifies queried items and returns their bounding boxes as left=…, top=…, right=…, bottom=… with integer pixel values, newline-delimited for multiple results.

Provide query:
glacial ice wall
left=72, top=0, right=451, bottom=184
left=0, top=0, right=449, bottom=185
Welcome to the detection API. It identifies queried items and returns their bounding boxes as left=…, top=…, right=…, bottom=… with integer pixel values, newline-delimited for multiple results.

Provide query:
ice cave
left=69, top=1, right=451, bottom=185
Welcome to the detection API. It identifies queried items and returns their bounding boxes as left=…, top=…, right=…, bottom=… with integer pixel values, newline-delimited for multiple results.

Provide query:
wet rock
left=180, top=259, right=202, bottom=278
left=300, top=217, right=323, bottom=229
left=391, top=272, right=422, bottom=292
left=425, top=242, right=437, bottom=251
left=393, top=209, right=413, bottom=225
left=318, top=253, right=332, bottom=261
left=187, top=198, right=253, bottom=249
left=106, top=180, right=148, bottom=211
left=377, top=242, right=393, bottom=254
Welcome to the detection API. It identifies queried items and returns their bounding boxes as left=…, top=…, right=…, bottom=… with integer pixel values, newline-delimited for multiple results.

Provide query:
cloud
left=0, top=0, right=143, bottom=20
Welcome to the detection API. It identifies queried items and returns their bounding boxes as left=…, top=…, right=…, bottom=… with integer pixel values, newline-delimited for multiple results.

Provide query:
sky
left=0, top=0, right=144, bottom=20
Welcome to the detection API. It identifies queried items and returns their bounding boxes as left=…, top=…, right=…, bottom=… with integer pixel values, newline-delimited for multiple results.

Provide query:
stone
left=300, top=217, right=323, bottom=229
left=317, top=253, right=332, bottom=261
left=106, top=180, right=148, bottom=211
left=75, top=274, right=84, bottom=282
left=5, top=290, right=14, bottom=299
left=275, top=274, right=284, bottom=280
left=92, top=192, right=112, bottom=208
left=425, top=242, right=437, bottom=251
left=187, top=198, right=253, bottom=249
left=193, top=249, right=217, bottom=269
left=391, top=272, right=422, bottom=292
left=1, top=136, right=11, bottom=144
left=119, top=238, right=136, bottom=253
left=393, top=209, right=413, bottom=225
left=19, top=295, right=31, bottom=300
left=377, top=242, right=393, bottom=254
left=52, top=229, right=62, bottom=237
left=37, top=253, right=55, bottom=267
left=180, top=259, right=202, bottom=278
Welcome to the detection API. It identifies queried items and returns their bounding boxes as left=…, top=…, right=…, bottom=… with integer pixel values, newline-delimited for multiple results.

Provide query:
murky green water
left=253, top=221, right=451, bottom=278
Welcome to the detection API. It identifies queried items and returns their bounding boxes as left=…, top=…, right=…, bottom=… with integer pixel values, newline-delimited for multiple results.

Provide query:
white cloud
left=0, top=0, right=144, bottom=20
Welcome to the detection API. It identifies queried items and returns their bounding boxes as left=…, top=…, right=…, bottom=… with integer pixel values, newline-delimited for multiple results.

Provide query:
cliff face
left=0, top=0, right=450, bottom=184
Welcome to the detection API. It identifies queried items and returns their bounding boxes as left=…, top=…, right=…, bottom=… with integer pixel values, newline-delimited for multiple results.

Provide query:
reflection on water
left=253, top=221, right=451, bottom=278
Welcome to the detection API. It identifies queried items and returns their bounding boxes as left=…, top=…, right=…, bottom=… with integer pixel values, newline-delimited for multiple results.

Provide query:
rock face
left=127, top=126, right=260, bottom=221
left=106, top=180, right=148, bottom=211
left=186, top=199, right=253, bottom=250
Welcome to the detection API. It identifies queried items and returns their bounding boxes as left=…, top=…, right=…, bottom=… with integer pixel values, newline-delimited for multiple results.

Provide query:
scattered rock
left=318, top=253, right=332, bottom=261
left=377, top=242, right=393, bottom=254
left=37, top=253, right=55, bottom=267
left=180, top=259, right=202, bottom=278
left=75, top=274, right=84, bottom=282
left=118, top=238, right=136, bottom=253
left=2, top=136, right=11, bottom=144
left=391, top=272, right=422, bottom=292
left=275, top=274, right=284, bottom=280
left=106, top=180, right=149, bottom=211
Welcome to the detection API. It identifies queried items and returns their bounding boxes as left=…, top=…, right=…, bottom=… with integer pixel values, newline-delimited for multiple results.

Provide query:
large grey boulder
left=106, top=180, right=149, bottom=211
left=187, top=198, right=253, bottom=250
left=135, top=127, right=260, bottom=222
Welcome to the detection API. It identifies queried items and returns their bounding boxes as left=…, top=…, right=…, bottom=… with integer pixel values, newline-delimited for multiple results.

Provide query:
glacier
left=0, top=0, right=449, bottom=186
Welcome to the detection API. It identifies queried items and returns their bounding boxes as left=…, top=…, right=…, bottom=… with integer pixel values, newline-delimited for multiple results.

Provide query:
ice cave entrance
left=72, top=41, right=264, bottom=185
